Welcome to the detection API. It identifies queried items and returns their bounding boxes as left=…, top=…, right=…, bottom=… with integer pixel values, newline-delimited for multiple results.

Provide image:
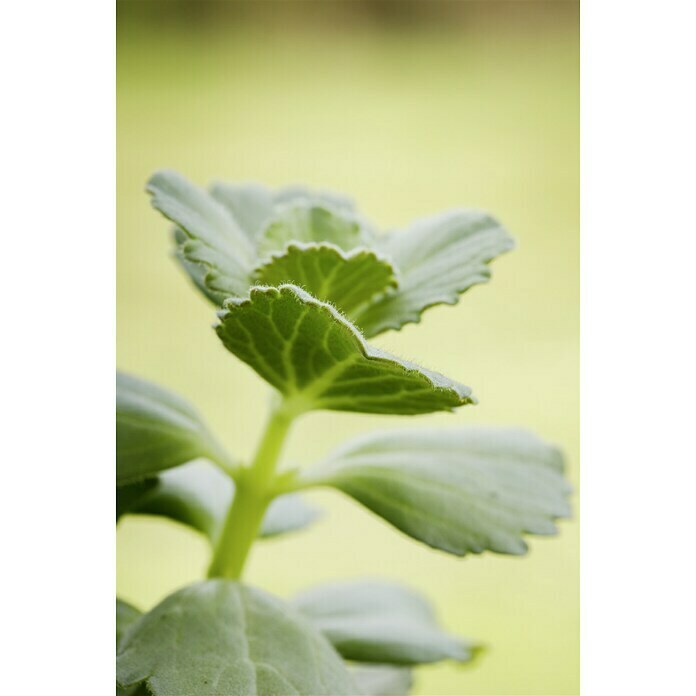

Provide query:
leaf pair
left=147, top=170, right=513, bottom=337
left=116, top=578, right=471, bottom=696
left=117, top=371, right=571, bottom=559
left=116, top=372, right=318, bottom=540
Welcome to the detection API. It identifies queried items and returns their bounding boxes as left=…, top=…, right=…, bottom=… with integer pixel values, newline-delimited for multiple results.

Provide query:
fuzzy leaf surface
left=301, top=428, right=571, bottom=556
left=117, top=460, right=319, bottom=542
left=215, top=285, right=474, bottom=415
left=294, top=579, right=474, bottom=665
left=355, top=210, right=513, bottom=336
left=147, top=170, right=253, bottom=297
left=116, top=372, right=232, bottom=485
left=116, top=580, right=358, bottom=696
left=254, top=243, right=397, bottom=317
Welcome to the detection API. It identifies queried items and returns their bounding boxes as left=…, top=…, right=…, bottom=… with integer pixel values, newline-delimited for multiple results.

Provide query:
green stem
left=207, top=399, right=294, bottom=580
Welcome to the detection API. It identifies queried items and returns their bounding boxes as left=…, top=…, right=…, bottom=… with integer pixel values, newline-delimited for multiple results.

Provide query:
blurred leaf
left=350, top=665, right=413, bottom=696
left=215, top=285, right=474, bottom=415
left=261, top=489, right=322, bottom=538
left=116, top=599, right=141, bottom=648
left=254, top=243, right=397, bottom=316
left=300, top=428, right=571, bottom=556
left=356, top=210, right=513, bottom=336
left=117, top=460, right=320, bottom=542
left=294, top=579, right=474, bottom=665
left=116, top=372, right=234, bottom=485
left=116, top=478, right=157, bottom=520
left=116, top=580, right=358, bottom=695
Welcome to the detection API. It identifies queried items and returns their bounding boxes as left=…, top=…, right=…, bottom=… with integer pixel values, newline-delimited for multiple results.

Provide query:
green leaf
left=215, top=285, right=474, bottom=415
left=117, top=599, right=141, bottom=648
left=116, top=372, right=233, bottom=485
left=147, top=170, right=254, bottom=296
left=258, top=204, right=368, bottom=257
left=294, top=579, right=474, bottom=665
left=354, top=210, right=514, bottom=337
left=254, top=243, right=398, bottom=317
left=116, top=580, right=358, bottom=696
left=300, top=428, right=571, bottom=556
left=117, top=460, right=320, bottom=543
left=350, top=665, right=413, bottom=696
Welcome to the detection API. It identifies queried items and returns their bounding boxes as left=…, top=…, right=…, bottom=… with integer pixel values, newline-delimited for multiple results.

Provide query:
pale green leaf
left=117, top=460, right=320, bottom=542
left=350, top=665, right=413, bottom=696
left=300, top=428, right=571, bottom=556
left=354, top=210, right=514, bottom=336
left=172, top=227, right=228, bottom=305
left=259, top=204, right=367, bottom=256
left=147, top=170, right=253, bottom=296
left=215, top=285, right=474, bottom=415
left=294, top=579, right=474, bottom=665
left=254, top=243, right=397, bottom=317
left=116, top=580, right=358, bottom=696
left=116, top=372, right=233, bottom=485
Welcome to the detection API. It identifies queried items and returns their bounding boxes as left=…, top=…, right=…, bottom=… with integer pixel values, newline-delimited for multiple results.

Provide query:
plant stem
left=207, top=399, right=294, bottom=580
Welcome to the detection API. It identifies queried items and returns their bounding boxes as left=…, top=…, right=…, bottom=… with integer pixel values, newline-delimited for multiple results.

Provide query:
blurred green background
left=116, top=1, right=578, bottom=694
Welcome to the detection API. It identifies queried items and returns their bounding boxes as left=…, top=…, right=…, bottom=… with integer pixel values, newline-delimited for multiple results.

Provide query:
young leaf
left=293, top=579, right=474, bottom=665
left=210, top=181, right=357, bottom=242
left=354, top=210, right=514, bottom=336
left=147, top=170, right=254, bottom=296
left=117, top=460, right=320, bottom=543
left=116, top=372, right=234, bottom=485
left=350, top=665, right=413, bottom=696
left=299, top=428, right=571, bottom=556
left=215, top=285, right=475, bottom=415
left=254, top=243, right=398, bottom=316
left=259, top=204, right=367, bottom=256
left=116, top=580, right=358, bottom=696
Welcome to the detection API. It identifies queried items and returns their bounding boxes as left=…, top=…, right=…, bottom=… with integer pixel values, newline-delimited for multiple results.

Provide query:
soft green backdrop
left=117, top=3, right=578, bottom=694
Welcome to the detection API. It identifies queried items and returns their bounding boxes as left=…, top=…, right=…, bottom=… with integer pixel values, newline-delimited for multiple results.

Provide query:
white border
left=2, top=0, right=695, bottom=693
left=582, top=1, right=695, bottom=693
left=1, top=0, right=115, bottom=691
